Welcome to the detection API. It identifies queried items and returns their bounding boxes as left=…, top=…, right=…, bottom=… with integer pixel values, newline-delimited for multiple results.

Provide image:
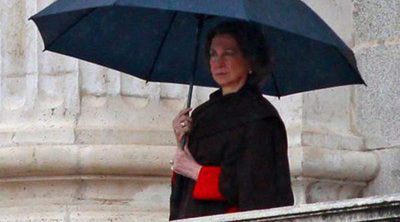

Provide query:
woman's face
left=209, top=34, right=250, bottom=93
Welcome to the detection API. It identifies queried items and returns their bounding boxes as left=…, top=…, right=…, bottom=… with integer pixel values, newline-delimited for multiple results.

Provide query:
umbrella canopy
left=31, top=0, right=365, bottom=97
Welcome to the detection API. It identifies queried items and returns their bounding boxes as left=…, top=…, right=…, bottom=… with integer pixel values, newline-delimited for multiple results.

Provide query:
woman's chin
left=215, top=81, right=228, bottom=88
left=212, top=77, right=228, bottom=87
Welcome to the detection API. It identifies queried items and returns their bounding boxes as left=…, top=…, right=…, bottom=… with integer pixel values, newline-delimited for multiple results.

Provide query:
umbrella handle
left=178, top=82, right=194, bottom=150
left=180, top=136, right=187, bottom=150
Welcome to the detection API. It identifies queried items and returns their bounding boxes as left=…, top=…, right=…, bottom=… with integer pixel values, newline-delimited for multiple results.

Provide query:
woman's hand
left=171, top=143, right=201, bottom=181
left=172, top=108, right=193, bottom=144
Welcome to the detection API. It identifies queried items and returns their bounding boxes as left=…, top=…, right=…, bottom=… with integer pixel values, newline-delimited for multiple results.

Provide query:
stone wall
left=351, top=0, right=400, bottom=196
left=0, top=0, right=398, bottom=221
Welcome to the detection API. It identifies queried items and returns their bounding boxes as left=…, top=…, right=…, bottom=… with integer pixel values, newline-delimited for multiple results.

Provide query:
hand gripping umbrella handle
left=178, top=81, right=193, bottom=150
left=171, top=15, right=204, bottom=206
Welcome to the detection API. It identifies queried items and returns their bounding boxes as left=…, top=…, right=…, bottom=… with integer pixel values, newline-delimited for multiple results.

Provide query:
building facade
left=0, top=0, right=398, bottom=221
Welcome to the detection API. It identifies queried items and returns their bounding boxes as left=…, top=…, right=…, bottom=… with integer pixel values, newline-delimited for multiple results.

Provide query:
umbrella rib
left=43, top=8, right=97, bottom=51
left=145, top=12, right=178, bottom=82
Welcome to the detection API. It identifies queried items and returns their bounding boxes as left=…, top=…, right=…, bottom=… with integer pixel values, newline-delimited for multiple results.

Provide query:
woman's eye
left=224, top=50, right=236, bottom=56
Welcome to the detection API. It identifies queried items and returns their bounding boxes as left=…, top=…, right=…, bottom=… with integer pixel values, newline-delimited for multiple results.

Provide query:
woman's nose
left=211, top=56, right=225, bottom=67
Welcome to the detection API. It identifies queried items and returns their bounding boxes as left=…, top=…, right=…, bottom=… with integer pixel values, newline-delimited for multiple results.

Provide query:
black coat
left=170, top=83, right=294, bottom=220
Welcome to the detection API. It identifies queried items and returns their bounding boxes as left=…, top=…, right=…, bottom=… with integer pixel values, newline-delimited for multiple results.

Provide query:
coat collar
left=208, top=81, right=260, bottom=101
left=190, top=82, right=280, bottom=139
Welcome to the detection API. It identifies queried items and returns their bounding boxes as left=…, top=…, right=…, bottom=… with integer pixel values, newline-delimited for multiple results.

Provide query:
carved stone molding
left=290, top=147, right=378, bottom=182
left=0, top=145, right=174, bottom=178
left=289, top=146, right=379, bottom=204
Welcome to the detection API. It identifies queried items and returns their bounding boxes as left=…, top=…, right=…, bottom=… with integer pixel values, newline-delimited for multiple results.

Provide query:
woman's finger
left=176, top=122, right=192, bottom=134
left=176, top=111, right=192, bottom=125
left=177, top=116, right=192, bottom=125
left=178, top=108, right=192, bottom=116
left=173, top=109, right=192, bottom=127
left=182, top=124, right=191, bottom=131
left=180, top=120, right=192, bottom=128
left=173, top=118, right=192, bottom=135
left=172, top=143, right=200, bottom=180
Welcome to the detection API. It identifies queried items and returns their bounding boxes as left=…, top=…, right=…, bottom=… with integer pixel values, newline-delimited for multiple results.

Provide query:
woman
left=169, top=21, right=294, bottom=220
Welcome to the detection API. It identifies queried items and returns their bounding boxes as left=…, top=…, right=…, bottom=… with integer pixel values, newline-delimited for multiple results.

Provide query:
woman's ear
left=247, top=60, right=254, bottom=75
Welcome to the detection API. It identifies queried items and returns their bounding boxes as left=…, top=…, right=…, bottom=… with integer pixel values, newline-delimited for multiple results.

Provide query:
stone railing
left=175, top=193, right=400, bottom=222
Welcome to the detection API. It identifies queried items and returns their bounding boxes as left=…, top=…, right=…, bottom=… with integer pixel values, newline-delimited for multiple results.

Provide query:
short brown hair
left=205, top=21, right=272, bottom=88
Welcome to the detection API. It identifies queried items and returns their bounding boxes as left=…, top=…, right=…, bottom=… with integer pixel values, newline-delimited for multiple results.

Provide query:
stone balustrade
left=175, top=193, right=400, bottom=222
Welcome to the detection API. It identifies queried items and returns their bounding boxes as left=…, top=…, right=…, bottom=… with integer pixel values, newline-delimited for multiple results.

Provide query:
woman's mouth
left=215, top=72, right=227, bottom=76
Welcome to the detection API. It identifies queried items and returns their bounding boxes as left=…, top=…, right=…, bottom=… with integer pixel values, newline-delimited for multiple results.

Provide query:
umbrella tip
left=42, top=48, right=47, bottom=52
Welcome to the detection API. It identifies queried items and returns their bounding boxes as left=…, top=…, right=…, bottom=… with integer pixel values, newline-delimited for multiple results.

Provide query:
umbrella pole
left=179, top=15, right=204, bottom=151
left=179, top=82, right=193, bottom=150
left=172, top=16, right=205, bottom=204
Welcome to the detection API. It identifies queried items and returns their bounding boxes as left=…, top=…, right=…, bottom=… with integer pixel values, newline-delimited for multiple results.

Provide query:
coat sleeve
left=270, top=118, right=295, bottom=206
left=192, top=166, right=225, bottom=200
left=220, top=117, right=294, bottom=210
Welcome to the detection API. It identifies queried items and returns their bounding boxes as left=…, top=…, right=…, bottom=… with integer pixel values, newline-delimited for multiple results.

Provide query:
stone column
left=351, top=0, right=400, bottom=196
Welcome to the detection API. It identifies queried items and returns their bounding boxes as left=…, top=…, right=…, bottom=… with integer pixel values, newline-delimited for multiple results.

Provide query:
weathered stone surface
left=0, top=0, right=37, bottom=76
left=0, top=132, right=13, bottom=146
left=289, top=146, right=377, bottom=205
left=302, top=0, right=354, bottom=46
left=0, top=145, right=175, bottom=178
left=1, top=76, right=28, bottom=110
left=305, top=179, right=364, bottom=203
left=290, top=147, right=378, bottom=182
left=80, top=61, right=122, bottom=96
left=37, top=0, right=56, bottom=12
left=76, top=129, right=175, bottom=145
left=0, top=204, right=169, bottom=222
left=266, top=94, right=303, bottom=148
left=363, top=146, right=400, bottom=197
left=38, top=50, right=78, bottom=76
left=77, top=95, right=178, bottom=133
left=38, top=73, right=78, bottom=110
left=354, top=44, right=400, bottom=149
left=303, top=87, right=354, bottom=137
left=291, top=178, right=365, bottom=205
left=352, top=0, right=400, bottom=43
left=0, top=178, right=170, bottom=220
left=79, top=145, right=174, bottom=176
left=0, top=72, right=79, bottom=139
left=13, top=128, right=75, bottom=144
left=301, top=131, right=364, bottom=151
left=120, top=73, right=160, bottom=98
left=160, top=82, right=189, bottom=99
left=177, top=194, right=400, bottom=222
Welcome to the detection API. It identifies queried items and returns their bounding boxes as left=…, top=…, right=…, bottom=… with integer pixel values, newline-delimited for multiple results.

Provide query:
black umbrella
left=30, top=0, right=365, bottom=209
left=31, top=0, right=365, bottom=99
